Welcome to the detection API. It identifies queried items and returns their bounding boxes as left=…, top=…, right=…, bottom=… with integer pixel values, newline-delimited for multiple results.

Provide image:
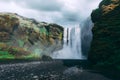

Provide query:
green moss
left=117, top=66, right=120, bottom=70
left=59, top=32, right=63, bottom=40
left=22, top=53, right=40, bottom=59
left=91, top=9, right=102, bottom=22
left=89, top=0, right=120, bottom=71
left=18, top=40, right=24, bottom=47
left=0, top=51, right=14, bottom=59
left=39, top=27, right=48, bottom=35
left=99, top=0, right=111, bottom=7
left=12, top=48, right=19, bottom=52
left=0, top=13, right=64, bottom=60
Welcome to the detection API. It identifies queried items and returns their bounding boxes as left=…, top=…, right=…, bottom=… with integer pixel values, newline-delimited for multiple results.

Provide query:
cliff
left=0, top=13, right=63, bottom=59
left=89, top=0, right=120, bottom=70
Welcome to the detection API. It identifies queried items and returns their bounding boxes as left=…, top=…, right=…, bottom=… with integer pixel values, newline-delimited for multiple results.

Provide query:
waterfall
left=51, top=25, right=86, bottom=59
left=50, top=18, right=93, bottom=59
left=81, top=17, right=93, bottom=58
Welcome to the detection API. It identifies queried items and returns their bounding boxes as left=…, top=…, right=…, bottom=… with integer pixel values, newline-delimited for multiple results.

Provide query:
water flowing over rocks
left=51, top=25, right=85, bottom=59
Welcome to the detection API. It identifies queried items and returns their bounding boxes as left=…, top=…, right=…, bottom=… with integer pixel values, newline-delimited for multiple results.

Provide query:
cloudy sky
left=0, top=0, right=102, bottom=27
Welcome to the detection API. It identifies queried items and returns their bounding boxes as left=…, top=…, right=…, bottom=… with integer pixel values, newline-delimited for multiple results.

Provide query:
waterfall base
left=51, top=25, right=86, bottom=59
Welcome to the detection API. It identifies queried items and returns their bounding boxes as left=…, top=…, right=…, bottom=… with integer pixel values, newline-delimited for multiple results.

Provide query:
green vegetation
left=39, top=27, right=48, bottom=35
left=22, top=53, right=40, bottom=59
left=89, top=0, right=120, bottom=71
left=91, top=9, right=102, bottom=22
left=0, top=50, right=40, bottom=59
left=99, top=0, right=111, bottom=7
left=0, top=51, right=14, bottom=59
left=18, top=40, right=24, bottom=47
left=59, top=32, right=63, bottom=40
left=0, top=13, right=63, bottom=60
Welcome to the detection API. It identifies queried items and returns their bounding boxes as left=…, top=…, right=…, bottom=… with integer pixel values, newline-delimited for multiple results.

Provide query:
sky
left=0, top=0, right=102, bottom=27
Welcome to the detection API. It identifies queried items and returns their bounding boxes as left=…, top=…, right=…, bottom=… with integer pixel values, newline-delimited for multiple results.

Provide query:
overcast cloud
left=0, top=0, right=102, bottom=27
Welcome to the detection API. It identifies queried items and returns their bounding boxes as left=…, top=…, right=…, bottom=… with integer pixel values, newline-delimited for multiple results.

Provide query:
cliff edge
left=0, top=13, right=63, bottom=59
left=89, top=0, right=120, bottom=70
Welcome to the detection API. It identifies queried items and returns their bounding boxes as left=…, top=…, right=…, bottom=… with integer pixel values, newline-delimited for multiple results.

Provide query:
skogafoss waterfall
left=50, top=18, right=93, bottom=59
left=51, top=25, right=85, bottom=59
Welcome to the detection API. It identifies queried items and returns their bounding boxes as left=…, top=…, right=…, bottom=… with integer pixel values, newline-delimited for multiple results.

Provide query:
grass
left=0, top=51, right=15, bottom=59
left=22, top=53, right=40, bottom=59
left=0, top=50, right=40, bottom=60
left=18, top=40, right=24, bottom=47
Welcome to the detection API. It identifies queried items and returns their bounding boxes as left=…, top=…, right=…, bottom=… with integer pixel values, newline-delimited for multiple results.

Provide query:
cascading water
left=81, top=17, right=93, bottom=58
left=51, top=25, right=86, bottom=59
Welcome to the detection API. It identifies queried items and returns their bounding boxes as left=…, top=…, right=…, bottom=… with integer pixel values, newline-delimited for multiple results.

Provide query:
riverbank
left=0, top=60, right=119, bottom=80
left=0, top=60, right=110, bottom=80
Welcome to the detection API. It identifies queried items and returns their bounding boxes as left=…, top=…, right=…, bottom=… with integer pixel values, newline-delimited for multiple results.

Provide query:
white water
left=51, top=25, right=86, bottom=59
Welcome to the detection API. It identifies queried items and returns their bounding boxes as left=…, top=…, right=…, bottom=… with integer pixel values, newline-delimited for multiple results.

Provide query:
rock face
left=0, top=13, right=63, bottom=59
left=89, top=0, right=120, bottom=70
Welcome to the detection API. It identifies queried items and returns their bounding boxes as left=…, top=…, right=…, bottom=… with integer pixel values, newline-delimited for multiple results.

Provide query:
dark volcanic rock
left=41, top=55, right=53, bottom=61
left=0, top=13, right=63, bottom=59
left=0, top=61, right=111, bottom=80
left=89, top=0, right=120, bottom=70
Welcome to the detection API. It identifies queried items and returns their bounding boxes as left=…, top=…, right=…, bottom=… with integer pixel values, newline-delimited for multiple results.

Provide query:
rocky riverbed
left=0, top=60, right=111, bottom=80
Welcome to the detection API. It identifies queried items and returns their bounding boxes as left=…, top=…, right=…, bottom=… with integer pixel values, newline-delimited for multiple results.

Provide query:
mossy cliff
left=89, top=0, right=120, bottom=70
left=0, top=13, right=63, bottom=59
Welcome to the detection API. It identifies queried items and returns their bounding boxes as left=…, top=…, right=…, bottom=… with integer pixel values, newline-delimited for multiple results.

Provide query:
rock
left=33, top=75, right=38, bottom=79
left=0, top=12, right=63, bottom=59
left=89, top=0, right=120, bottom=70
left=63, top=67, right=81, bottom=75
left=41, top=55, right=53, bottom=61
left=0, top=32, right=10, bottom=41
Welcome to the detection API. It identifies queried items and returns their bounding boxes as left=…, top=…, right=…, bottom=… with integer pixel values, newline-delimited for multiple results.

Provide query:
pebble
left=33, top=75, right=38, bottom=79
